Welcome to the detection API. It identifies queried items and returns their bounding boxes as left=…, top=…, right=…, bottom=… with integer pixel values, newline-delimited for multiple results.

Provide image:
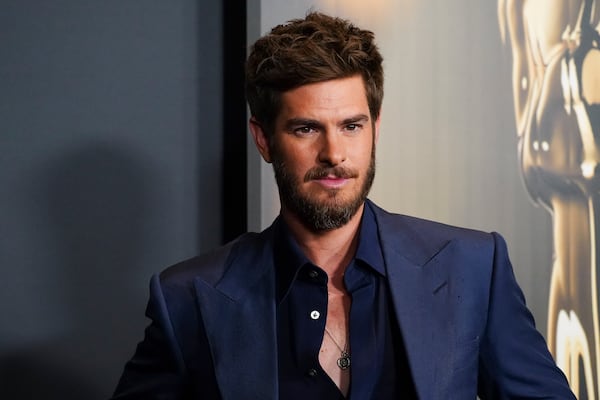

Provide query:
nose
left=318, top=132, right=346, bottom=166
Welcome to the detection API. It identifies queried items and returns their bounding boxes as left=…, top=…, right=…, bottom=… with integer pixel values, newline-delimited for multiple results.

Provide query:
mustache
left=304, top=166, right=359, bottom=182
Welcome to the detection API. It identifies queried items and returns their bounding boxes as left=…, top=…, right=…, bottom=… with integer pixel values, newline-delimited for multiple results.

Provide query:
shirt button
left=308, top=269, right=319, bottom=279
left=310, top=310, right=320, bottom=320
left=307, top=368, right=318, bottom=377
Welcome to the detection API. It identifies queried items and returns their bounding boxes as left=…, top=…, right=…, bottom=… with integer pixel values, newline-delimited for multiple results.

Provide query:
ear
left=373, top=114, right=381, bottom=145
left=249, top=117, right=272, bottom=163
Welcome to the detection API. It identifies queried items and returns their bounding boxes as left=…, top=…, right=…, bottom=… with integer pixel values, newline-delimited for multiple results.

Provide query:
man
left=113, top=12, right=575, bottom=399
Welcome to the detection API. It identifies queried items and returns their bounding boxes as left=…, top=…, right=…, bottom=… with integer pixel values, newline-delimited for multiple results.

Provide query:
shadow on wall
left=0, top=142, right=157, bottom=399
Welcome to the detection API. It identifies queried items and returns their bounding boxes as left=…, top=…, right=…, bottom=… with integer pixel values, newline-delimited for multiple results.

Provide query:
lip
left=314, top=176, right=349, bottom=189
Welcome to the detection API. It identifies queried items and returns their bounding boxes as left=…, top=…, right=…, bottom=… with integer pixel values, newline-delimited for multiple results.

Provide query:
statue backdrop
left=499, top=0, right=600, bottom=398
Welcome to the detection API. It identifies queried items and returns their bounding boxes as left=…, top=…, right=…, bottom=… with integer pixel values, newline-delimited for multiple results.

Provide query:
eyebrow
left=340, top=114, right=370, bottom=125
left=284, top=118, right=322, bottom=130
left=284, top=114, right=370, bottom=130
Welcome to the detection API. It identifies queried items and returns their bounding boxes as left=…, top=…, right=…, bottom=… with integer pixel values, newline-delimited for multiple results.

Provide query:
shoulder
left=368, top=200, right=497, bottom=252
left=158, top=227, right=274, bottom=289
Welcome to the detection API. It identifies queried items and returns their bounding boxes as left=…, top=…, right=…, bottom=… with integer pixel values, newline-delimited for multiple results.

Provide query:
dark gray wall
left=0, top=1, right=222, bottom=398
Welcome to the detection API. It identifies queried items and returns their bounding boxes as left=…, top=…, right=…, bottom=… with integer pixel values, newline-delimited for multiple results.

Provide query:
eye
left=344, top=123, right=362, bottom=132
left=293, top=126, right=317, bottom=136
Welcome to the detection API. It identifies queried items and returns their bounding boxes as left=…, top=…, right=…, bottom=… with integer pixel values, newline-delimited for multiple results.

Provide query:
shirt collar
left=355, top=200, right=386, bottom=276
left=273, top=217, right=311, bottom=304
left=273, top=200, right=386, bottom=303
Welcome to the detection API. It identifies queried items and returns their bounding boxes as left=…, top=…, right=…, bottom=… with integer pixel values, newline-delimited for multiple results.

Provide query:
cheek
left=279, top=142, right=316, bottom=166
left=354, top=140, right=375, bottom=164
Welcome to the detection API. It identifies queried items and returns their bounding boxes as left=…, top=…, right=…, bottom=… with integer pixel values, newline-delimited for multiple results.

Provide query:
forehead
left=277, top=75, right=369, bottom=121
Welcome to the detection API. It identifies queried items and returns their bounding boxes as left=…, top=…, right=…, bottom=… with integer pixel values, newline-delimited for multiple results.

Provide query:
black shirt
left=275, top=203, right=416, bottom=399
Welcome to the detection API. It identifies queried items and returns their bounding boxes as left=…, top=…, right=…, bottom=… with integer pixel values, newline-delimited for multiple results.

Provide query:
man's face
left=251, top=75, right=380, bottom=231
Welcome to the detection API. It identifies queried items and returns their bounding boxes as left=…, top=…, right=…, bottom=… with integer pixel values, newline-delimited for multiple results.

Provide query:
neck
left=281, top=203, right=365, bottom=288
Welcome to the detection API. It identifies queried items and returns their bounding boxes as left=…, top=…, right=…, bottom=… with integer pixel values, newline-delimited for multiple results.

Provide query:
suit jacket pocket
left=447, top=337, right=480, bottom=399
left=452, top=336, right=479, bottom=372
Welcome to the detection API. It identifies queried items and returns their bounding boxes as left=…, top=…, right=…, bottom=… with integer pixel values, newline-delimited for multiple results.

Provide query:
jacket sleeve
left=477, top=232, right=575, bottom=399
left=110, top=274, right=190, bottom=399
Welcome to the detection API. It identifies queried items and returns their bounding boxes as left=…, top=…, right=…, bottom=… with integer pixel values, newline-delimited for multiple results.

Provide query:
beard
left=271, top=146, right=376, bottom=232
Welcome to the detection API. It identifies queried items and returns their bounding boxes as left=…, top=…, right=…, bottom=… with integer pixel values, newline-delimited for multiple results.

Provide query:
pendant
left=337, top=351, right=351, bottom=370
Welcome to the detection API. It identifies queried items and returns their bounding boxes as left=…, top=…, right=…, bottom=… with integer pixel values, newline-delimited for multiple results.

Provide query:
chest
left=275, top=263, right=414, bottom=399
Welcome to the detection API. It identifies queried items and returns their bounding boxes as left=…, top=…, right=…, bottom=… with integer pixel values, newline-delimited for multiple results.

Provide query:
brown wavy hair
left=245, top=12, right=384, bottom=136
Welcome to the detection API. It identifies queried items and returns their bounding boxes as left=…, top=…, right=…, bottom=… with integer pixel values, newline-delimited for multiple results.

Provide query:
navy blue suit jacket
left=112, top=201, right=574, bottom=399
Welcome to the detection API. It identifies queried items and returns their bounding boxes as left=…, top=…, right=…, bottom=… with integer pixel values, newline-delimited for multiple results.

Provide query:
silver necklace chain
left=324, top=327, right=351, bottom=370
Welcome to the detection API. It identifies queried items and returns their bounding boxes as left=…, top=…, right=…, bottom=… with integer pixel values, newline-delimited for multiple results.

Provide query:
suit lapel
left=372, top=203, right=455, bottom=399
left=194, top=230, right=279, bottom=400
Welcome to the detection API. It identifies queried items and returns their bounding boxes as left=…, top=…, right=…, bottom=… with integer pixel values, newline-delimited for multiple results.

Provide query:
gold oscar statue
left=499, top=0, right=600, bottom=398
